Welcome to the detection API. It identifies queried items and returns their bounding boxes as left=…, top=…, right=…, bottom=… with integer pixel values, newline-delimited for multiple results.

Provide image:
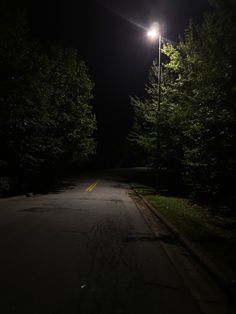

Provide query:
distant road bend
left=0, top=170, right=231, bottom=314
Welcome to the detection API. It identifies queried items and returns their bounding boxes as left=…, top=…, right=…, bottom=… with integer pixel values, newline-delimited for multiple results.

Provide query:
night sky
left=24, top=0, right=210, bottom=166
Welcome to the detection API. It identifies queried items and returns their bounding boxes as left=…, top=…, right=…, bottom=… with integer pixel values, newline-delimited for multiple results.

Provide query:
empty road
left=0, top=170, right=231, bottom=314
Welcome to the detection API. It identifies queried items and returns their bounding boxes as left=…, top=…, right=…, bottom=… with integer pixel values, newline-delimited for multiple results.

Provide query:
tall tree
left=0, top=6, right=96, bottom=193
left=129, top=1, right=236, bottom=208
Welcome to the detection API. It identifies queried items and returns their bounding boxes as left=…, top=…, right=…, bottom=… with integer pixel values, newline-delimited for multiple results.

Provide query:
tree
left=129, top=55, right=185, bottom=194
left=46, top=48, right=96, bottom=165
left=0, top=6, right=96, bottom=193
left=129, top=2, right=236, bottom=209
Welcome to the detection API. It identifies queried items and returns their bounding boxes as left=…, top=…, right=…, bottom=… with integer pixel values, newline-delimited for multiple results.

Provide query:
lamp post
left=157, top=33, right=162, bottom=112
left=147, top=24, right=162, bottom=111
left=147, top=24, right=162, bottom=191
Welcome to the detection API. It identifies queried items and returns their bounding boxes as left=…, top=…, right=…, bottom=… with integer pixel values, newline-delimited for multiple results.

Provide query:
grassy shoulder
left=133, top=183, right=236, bottom=283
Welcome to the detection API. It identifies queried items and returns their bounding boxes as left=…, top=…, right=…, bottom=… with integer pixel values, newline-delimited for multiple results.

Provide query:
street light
left=147, top=24, right=162, bottom=111
left=147, top=24, right=162, bottom=192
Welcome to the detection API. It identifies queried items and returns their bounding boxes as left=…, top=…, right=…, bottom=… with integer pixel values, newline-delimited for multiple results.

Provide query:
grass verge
left=133, top=183, right=236, bottom=284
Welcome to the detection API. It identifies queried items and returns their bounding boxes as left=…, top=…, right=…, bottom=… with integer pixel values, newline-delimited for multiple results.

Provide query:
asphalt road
left=0, top=171, right=229, bottom=314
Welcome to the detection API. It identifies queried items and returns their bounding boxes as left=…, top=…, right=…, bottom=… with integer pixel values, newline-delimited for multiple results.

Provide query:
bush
left=0, top=177, right=11, bottom=195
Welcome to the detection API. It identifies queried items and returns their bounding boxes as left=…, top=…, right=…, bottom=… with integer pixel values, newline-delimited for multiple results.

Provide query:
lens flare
left=147, top=29, right=158, bottom=38
left=147, top=23, right=160, bottom=40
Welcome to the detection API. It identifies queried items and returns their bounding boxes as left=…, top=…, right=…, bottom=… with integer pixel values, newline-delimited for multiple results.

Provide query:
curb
left=131, top=186, right=236, bottom=298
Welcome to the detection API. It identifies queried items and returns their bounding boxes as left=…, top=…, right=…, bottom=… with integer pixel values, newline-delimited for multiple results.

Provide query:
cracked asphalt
left=0, top=170, right=230, bottom=313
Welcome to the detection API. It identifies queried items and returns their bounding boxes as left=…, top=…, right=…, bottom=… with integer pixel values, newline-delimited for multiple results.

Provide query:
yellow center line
left=86, top=180, right=100, bottom=192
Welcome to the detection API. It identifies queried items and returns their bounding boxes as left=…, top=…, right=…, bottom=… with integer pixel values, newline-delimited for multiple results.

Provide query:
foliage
left=0, top=177, right=11, bottom=195
left=0, top=6, right=96, bottom=192
left=129, top=2, right=236, bottom=209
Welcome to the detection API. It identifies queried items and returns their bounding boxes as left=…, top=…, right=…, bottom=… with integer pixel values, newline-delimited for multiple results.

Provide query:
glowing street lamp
left=147, top=24, right=162, bottom=191
left=147, top=29, right=159, bottom=40
left=147, top=24, right=162, bottom=112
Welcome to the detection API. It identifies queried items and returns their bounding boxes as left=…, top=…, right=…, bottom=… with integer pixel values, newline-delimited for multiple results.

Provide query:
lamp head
left=147, top=23, right=160, bottom=41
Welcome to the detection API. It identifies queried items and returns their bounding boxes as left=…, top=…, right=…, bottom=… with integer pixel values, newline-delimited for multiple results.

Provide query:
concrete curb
left=131, top=186, right=236, bottom=298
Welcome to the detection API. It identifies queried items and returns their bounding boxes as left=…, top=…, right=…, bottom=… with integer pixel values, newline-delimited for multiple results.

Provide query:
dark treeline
left=0, top=2, right=96, bottom=195
left=130, top=0, right=236, bottom=211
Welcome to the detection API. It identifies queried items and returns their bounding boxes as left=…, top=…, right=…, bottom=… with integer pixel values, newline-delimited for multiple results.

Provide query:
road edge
left=0, top=193, right=35, bottom=202
left=131, top=185, right=236, bottom=299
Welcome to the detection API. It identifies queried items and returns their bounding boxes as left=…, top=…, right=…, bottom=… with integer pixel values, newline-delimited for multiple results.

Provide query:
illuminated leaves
left=130, top=4, right=236, bottom=208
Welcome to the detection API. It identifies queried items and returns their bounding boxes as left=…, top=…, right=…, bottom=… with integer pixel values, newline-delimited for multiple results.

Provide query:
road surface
left=0, top=170, right=231, bottom=314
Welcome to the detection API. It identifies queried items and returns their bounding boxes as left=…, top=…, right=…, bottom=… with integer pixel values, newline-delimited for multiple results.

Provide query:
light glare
left=147, top=23, right=160, bottom=41
left=148, top=30, right=158, bottom=38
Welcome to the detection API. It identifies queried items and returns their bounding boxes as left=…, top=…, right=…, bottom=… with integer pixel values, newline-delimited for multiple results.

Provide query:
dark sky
left=24, top=0, right=210, bottom=166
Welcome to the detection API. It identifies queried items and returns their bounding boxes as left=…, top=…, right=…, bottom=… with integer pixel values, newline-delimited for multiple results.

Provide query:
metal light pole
left=147, top=24, right=162, bottom=191
left=157, top=33, right=162, bottom=112
left=147, top=25, right=162, bottom=111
